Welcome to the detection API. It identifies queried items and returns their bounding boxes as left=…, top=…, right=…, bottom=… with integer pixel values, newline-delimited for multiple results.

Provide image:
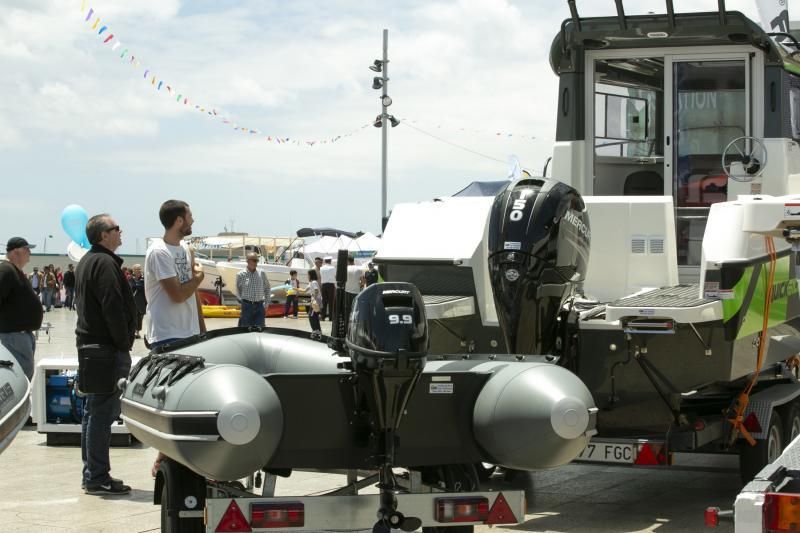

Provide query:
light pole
left=370, top=29, right=398, bottom=228
left=43, top=234, right=53, bottom=254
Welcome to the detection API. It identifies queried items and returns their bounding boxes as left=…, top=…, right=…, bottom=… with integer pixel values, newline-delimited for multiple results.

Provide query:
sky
left=0, top=0, right=767, bottom=254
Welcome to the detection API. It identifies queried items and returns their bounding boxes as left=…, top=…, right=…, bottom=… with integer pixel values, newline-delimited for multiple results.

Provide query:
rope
left=727, top=236, right=777, bottom=446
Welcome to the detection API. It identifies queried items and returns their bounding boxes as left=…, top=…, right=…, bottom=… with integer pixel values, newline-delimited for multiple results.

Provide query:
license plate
left=578, top=442, right=636, bottom=464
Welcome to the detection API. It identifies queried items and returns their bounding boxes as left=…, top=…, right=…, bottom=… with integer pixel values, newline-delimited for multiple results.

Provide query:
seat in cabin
left=623, top=171, right=663, bottom=196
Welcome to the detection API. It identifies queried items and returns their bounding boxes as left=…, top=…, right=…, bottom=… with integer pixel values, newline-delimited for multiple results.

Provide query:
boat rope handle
left=727, top=236, right=777, bottom=446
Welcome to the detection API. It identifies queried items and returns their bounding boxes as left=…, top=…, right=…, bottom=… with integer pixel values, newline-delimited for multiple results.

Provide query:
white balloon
left=67, top=241, right=88, bottom=262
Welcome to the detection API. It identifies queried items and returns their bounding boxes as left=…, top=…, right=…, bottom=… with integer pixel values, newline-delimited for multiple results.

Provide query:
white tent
left=302, top=235, right=354, bottom=260
left=349, top=232, right=382, bottom=253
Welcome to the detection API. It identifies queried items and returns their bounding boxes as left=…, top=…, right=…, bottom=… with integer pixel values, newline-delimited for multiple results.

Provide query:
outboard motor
left=346, top=282, right=428, bottom=533
left=488, top=177, right=590, bottom=355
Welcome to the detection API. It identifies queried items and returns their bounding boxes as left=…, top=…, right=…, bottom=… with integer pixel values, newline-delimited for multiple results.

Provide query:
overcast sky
left=0, top=0, right=764, bottom=254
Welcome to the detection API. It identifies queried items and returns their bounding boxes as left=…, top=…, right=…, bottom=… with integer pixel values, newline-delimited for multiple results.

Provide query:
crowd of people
left=0, top=199, right=382, bottom=497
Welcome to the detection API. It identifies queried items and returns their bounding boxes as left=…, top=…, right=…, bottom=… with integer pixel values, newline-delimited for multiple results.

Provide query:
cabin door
left=663, top=54, right=750, bottom=273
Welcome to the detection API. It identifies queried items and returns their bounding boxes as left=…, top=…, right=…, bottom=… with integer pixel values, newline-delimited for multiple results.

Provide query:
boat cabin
left=549, top=0, right=800, bottom=280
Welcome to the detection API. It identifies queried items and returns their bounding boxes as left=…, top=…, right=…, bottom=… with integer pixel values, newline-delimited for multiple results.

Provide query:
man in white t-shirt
left=145, top=199, right=206, bottom=478
left=144, top=199, right=206, bottom=348
left=343, top=256, right=365, bottom=322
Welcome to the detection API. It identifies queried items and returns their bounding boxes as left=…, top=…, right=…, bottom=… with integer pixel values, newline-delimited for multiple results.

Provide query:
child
left=283, top=270, right=300, bottom=318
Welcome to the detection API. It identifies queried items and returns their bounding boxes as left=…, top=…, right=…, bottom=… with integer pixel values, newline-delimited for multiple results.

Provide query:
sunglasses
left=106, top=225, right=121, bottom=233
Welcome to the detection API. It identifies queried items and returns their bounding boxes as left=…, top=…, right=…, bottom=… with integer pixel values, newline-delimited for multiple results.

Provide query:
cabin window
left=594, top=85, right=656, bottom=158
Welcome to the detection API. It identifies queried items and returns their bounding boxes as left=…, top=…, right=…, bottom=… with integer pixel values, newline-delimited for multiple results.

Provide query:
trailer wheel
left=421, top=465, right=477, bottom=533
left=158, top=458, right=205, bottom=533
left=739, top=409, right=784, bottom=484
left=782, top=401, right=800, bottom=444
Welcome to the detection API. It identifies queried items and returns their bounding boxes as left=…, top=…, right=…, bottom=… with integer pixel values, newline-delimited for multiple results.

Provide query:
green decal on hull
left=722, top=256, right=799, bottom=340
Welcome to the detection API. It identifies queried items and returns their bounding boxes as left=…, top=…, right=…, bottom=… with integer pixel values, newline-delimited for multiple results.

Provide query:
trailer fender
left=742, top=384, right=800, bottom=440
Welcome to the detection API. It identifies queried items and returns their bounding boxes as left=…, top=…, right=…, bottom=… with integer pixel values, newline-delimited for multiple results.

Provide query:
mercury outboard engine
left=488, top=177, right=590, bottom=355
left=346, top=282, right=428, bottom=533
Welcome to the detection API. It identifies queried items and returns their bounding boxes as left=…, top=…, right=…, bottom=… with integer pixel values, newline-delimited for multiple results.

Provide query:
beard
left=180, top=223, right=193, bottom=237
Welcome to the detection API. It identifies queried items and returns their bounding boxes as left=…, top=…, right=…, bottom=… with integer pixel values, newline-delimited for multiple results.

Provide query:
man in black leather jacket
left=75, top=213, right=137, bottom=495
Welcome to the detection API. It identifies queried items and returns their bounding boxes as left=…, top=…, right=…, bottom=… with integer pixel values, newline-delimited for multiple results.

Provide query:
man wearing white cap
left=320, top=256, right=336, bottom=320
left=0, top=237, right=43, bottom=379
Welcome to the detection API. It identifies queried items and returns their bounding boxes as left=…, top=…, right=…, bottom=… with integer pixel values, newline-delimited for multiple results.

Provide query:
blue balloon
left=61, top=204, right=90, bottom=249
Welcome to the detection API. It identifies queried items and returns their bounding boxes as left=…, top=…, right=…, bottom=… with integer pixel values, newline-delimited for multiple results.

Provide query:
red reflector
left=216, top=499, right=252, bottom=533
left=435, top=497, right=489, bottom=523
left=634, top=443, right=659, bottom=465
left=694, top=419, right=706, bottom=431
left=764, top=492, right=800, bottom=532
left=251, top=501, right=305, bottom=528
left=486, top=493, right=518, bottom=525
left=743, top=412, right=762, bottom=433
left=704, top=507, right=719, bottom=527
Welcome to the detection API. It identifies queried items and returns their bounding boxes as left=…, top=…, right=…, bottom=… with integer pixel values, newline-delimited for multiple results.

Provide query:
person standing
left=0, top=237, right=42, bottom=379
left=343, top=257, right=364, bottom=320
left=320, top=256, right=335, bottom=321
left=306, top=269, right=323, bottom=340
left=75, top=214, right=136, bottom=495
left=144, top=200, right=206, bottom=478
left=364, top=262, right=379, bottom=287
left=283, top=270, right=299, bottom=319
left=144, top=199, right=206, bottom=349
left=28, top=266, right=42, bottom=298
left=62, top=264, right=76, bottom=310
left=236, top=252, right=270, bottom=327
left=42, top=265, right=57, bottom=312
left=129, top=264, right=146, bottom=339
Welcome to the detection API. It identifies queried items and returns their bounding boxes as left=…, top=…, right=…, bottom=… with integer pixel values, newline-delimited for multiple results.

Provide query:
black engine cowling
left=488, top=177, right=590, bottom=355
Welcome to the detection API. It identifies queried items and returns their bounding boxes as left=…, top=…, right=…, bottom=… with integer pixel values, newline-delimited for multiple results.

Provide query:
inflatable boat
left=0, top=345, right=31, bottom=454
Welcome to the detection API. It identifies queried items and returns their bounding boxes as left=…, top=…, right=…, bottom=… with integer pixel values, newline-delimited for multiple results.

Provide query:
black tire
left=740, top=409, right=784, bottom=484
left=159, top=459, right=206, bottom=533
left=782, top=400, right=800, bottom=445
left=421, top=464, right=477, bottom=533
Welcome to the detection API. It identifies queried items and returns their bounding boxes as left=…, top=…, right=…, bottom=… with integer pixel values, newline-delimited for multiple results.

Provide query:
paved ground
left=0, top=308, right=741, bottom=532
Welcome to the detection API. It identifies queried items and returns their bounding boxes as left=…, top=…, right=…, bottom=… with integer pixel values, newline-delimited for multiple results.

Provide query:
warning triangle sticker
left=634, top=443, right=658, bottom=465
left=486, top=492, right=518, bottom=525
left=215, top=499, right=252, bottom=532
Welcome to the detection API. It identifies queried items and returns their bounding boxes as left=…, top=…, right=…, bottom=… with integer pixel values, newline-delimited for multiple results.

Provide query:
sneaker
left=85, top=479, right=131, bottom=495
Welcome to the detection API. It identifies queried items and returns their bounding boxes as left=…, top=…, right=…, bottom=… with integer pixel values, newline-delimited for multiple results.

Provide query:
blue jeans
left=284, top=295, right=298, bottom=317
left=308, top=309, right=321, bottom=333
left=0, top=331, right=35, bottom=380
left=42, top=287, right=54, bottom=311
left=81, top=349, right=130, bottom=485
left=64, top=287, right=75, bottom=309
left=239, top=300, right=265, bottom=327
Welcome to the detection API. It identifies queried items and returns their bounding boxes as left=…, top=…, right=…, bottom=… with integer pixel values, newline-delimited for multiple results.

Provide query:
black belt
left=241, top=299, right=264, bottom=304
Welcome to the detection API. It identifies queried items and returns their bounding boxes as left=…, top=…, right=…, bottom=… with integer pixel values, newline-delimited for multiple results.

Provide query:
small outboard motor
left=346, top=282, right=428, bottom=430
left=346, top=282, right=428, bottom=533
left=488, top=177, right=590, bottom=355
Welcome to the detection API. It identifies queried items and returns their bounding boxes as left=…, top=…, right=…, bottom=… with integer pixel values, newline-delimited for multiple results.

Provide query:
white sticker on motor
left=718, top=289, right=735, bottom=300
left=430, top=383, right=454, bottom=394
left=704, top=281, right=719, bottom=299
left=638, top=309, right=655, bottom=316
left=504, top=241, right=521, bottom=250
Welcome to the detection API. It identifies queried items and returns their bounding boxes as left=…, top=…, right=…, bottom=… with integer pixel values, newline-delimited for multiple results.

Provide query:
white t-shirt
left=145, top=238, right=200, bottom=343
left=345, top=265, right=363, bottom=294
left=307, top=280, right=322, bottom=307
left=320, top=264, right=336, bottom=284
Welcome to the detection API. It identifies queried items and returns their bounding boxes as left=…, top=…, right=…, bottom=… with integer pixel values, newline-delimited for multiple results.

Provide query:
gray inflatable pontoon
left=0, top=345, right=31, bottom=454
left=120, top=327, right=596, bottom=481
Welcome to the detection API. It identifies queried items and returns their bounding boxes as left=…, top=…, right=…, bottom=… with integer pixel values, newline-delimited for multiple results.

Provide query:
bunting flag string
left=80, top=3, right=371, bottom=146
left=398, top=117, right=536, bottom=141
left=80, top=3, right=536, bottom=146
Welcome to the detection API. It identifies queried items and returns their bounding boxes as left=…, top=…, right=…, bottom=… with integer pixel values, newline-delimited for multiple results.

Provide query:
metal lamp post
left=371, top=29, right=398, bottom=228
